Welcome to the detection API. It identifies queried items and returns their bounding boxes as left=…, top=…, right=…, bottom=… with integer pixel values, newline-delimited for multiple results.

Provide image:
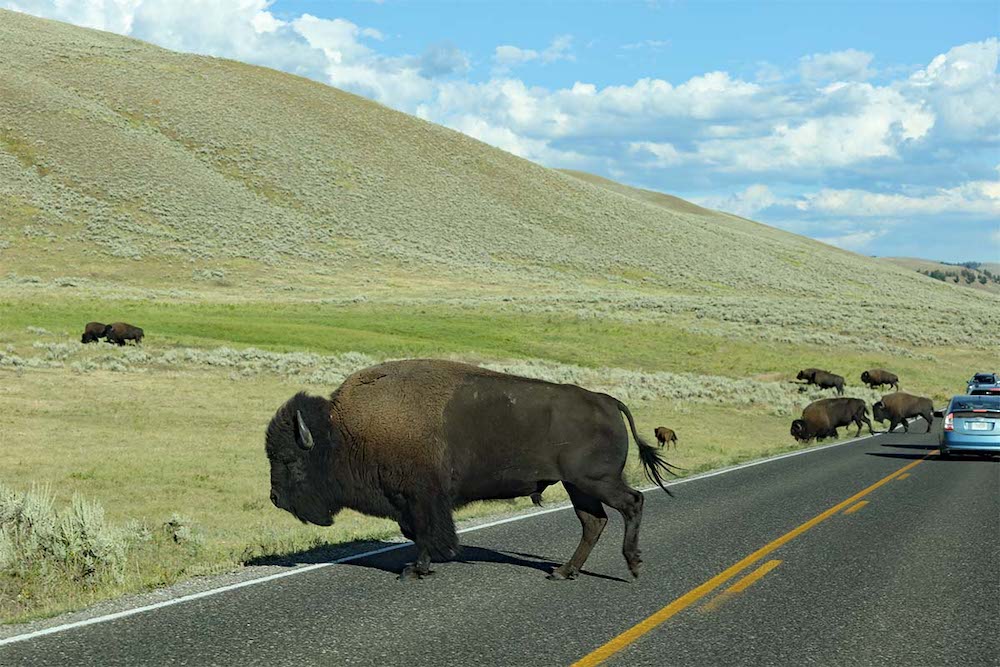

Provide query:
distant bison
left=654, top=427, right=678, bottom=449
left=791, top=397, right=873, bottom=442
left=861, top=369, right=899, bottom=391
left=266, top=359, right=678, bottom=581
left=104, top=322, right=143, bottom=346
left=796, top=368, right=828, bottom=384
left=811, top=370, right=845, bottom=395
left=81, top=322, right=107, bottom=344
left=872, top=392, right=934, bottom=434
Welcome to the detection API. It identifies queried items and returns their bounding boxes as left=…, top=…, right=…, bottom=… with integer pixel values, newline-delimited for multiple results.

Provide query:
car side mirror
left=932, top=410, right=944, bottom=418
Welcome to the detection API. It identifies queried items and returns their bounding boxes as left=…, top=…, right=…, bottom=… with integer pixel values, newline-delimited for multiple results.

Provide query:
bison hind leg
left=549, top=482, right=608, bottom=581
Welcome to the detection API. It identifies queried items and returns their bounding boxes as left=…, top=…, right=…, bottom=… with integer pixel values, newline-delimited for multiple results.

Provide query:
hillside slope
left=1, top=8, right=997, bottom=349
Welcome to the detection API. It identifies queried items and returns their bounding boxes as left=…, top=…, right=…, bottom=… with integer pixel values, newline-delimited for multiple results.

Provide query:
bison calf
left=872, top=392, right=934, bottom=433
left=654, top=426, right=678, bottom=449
left=104, top=322, right=144, bottom=346
left=791, top=397, right=873, bottom=442
left=81, top=321, right=107, bottom=344
left=266, top=359, right=679, bottom=581
left=861, top=369, right=899, bottom=391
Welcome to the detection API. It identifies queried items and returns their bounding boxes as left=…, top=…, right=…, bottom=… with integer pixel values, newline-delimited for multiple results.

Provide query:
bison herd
left=791, top=366, right=933, bottom=442
left=80, top=321, right=144, bottom=346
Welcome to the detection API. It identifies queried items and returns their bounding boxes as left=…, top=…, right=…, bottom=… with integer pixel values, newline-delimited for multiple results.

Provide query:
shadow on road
left=246, top=540, right=629, bottom=582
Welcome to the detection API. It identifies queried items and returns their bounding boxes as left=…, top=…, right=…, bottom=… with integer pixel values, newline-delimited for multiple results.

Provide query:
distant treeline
left=920, top=266, right=999, bottom=285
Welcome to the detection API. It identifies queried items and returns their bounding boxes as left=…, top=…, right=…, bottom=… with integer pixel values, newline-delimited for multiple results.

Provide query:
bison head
left=861, top=371, right=870, bottom=383
left=790, top=419, right=809, bottom=441
left=796, top=370, right=808, bottom=381
left=871, top=401, right=888, bottom=423
left=265, top=392, right=342, bottom=527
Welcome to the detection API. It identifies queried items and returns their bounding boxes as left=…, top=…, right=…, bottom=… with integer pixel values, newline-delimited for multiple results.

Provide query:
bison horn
left=295, top=410, right=314, bottom=450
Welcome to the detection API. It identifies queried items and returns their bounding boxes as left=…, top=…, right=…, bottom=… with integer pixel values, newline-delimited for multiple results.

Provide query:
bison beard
left=265, top=359, right=679, bottom=581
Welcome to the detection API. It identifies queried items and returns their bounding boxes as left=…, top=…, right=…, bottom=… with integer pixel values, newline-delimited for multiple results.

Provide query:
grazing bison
left=654, top=427, right=678, bottom=449
left=104, top=322, right=143, bottom=346
left=791, top=397, right=873, bottom=442
left=872, top=392, right=934, bottom=433
left=861, top=369, right=899, bottom=391
left=266, top=359, right=678, bottom=581
left=81, top=322, right=107, bottom=344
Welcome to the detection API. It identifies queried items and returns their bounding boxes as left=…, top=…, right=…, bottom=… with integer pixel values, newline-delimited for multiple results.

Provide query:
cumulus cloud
left=694, top=185, right=785, bottom=218
left=816, top=228, right=887, bottom=252
left=799, top=49, right=874, bottom=83
left=493, top=35, right=573, bottom=71
left=799, top=179, right=1000, bottom=217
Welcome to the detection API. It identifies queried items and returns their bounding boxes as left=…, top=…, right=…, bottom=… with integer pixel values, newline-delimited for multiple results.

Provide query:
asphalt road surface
left=3, top=425, right=998, bottom=666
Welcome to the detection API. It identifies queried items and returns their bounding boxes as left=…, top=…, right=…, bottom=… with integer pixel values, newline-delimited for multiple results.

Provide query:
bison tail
left=612, top=398, right=681, bottom=496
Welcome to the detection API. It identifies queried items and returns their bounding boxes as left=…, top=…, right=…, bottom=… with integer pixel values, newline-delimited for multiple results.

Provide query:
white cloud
left=816, top=229, right=887, bottom=252
left=799, top=49, right=874, bottom=83
left=621, top=39, right=669, bottom=51
left=799, top=179, right=1000, bottom=217
left=493, top=34, right=573, bottom=71
left=906, top=38, right=1000, bottom=142
left=5, top=0, right=140, bottom=33
left=694, top=185, right=784, bottom=218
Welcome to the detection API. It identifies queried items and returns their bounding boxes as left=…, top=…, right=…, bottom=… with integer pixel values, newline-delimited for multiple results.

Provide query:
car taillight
left=944, top=413, right=954, bottom=431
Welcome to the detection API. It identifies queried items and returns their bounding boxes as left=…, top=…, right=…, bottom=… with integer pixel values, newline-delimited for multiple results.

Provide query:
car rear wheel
left=939, top=448, right=951, bottom=459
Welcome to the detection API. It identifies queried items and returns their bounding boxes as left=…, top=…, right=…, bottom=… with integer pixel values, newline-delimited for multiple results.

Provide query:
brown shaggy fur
left=104, top=322, right=144, bottom=346
left=790, top=397, right=873, bottom=442
left=861, top=369, right=899, bottom=391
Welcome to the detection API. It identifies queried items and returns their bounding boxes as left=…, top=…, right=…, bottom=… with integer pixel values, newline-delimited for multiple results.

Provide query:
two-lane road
left=3, top=426, right=998, bottom=666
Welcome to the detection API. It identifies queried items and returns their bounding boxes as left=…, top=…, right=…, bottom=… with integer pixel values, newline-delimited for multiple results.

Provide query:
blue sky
left=6, top=0, right=1000, bottom=262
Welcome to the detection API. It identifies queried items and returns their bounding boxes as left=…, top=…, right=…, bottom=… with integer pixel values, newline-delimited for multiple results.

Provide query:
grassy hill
left=1, top=9, right=998, bottom=623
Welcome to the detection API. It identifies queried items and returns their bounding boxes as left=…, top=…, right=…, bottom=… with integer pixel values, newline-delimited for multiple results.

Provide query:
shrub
left=0, top=484, right=136, bottom=584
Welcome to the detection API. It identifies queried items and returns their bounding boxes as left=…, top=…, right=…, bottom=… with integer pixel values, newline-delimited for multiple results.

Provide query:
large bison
left=81, top=321, right=107, bottom=344
left=266, top=359, right=677, bottom=581
left=104, top=322, right=143, bottom=346
left=872, top=392, right=934, bottom=433
left=654, top=426, right=678, bottom=449
left=861, top=369, right=899, bottom=391
left=791, top=397, right=873, bottom=442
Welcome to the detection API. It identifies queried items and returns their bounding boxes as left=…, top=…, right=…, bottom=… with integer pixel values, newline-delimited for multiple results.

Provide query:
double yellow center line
left=571, top=451, right=935, bottom=666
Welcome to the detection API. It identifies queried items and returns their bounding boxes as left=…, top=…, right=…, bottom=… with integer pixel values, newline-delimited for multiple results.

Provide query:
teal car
left=939, top=395, right=1000, bottom=457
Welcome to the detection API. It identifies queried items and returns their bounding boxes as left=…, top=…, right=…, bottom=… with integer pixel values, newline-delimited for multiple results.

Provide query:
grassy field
left=2, top=296, right=993, bottom=623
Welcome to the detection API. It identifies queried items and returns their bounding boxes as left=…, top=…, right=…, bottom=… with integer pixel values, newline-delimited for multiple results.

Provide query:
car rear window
left=972, top=374, right=997, bottom=383
left=951, top=396, right=1000, bottom=412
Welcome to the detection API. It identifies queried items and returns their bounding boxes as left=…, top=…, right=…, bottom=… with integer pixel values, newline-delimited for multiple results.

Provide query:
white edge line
left=0, top=423, right=911, bottom=648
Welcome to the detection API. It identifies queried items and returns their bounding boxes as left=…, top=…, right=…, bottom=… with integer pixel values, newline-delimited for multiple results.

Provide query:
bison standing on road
left=790, top=397, right=873, bottom=442
left=266, top=359, right=678, bottom=581
left=861, top=369, right=899, bottom=391
left=872, top=392, right=934, bottom=433
left=81, top=322, right=107, bottom=344
left=104, top=322, right=144, bottom=346
left=654, top=426, right=678, bottom=449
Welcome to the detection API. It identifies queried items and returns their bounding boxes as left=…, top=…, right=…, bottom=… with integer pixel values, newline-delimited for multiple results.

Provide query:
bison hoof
left=398, top=564, right=434, bottom=581
left=547, top=566, right=578, bottom=581
left=628, top=560, right=642, bottom=579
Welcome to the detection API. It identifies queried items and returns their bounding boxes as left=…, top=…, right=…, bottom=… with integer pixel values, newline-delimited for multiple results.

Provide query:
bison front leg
left=549, top=482, right=607, bottom=581
left=398, top=492, right=459, bottom=581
